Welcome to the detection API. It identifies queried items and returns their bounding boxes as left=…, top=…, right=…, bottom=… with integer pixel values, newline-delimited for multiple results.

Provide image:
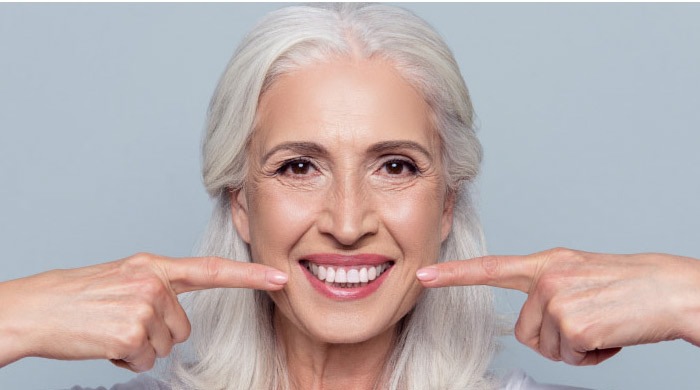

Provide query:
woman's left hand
left=416, top=248, right=700, bottom=365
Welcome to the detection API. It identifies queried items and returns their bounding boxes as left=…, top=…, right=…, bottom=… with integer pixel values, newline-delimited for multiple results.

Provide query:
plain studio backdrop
left=1, top=3, right=698, bottom=390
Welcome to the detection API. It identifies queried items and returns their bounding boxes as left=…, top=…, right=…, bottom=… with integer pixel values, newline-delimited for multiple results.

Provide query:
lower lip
left=300, top=263, right=393, bottom=301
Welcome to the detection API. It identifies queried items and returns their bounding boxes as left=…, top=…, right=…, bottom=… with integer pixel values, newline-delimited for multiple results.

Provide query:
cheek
left=380, top=189, right=445, bottom=265
left=247, top=187, right=322, bottom=267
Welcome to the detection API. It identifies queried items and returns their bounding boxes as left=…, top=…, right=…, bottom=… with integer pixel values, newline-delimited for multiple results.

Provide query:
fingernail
left=266, top=270, right=288, bottom=285
left=416, top=267, right=438, bottom=282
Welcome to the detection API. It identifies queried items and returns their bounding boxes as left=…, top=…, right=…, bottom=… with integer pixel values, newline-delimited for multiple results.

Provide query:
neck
left=274, top=312, right=398, bottom=390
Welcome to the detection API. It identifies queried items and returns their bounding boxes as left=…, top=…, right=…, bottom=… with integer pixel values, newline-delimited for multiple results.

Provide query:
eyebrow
left=261, top=140, right=433, bottom=164
left=367, top=141, right=433, bottom=162
left=261, top=142, right=328, bottom=164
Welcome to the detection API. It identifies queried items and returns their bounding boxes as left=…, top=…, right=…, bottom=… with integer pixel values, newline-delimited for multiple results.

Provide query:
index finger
left=416, top=255, right=537, bottom=293
left=162, top=256, right=288, bottom=294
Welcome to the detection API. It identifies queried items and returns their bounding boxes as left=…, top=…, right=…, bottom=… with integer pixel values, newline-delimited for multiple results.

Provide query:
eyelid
left=376, top=156, right=421, bottom=176
left=381, top=154, right=418, bottom=166
left=278, top=156, right=313, bottom=167
left=275, top=157, right=319, bottom=175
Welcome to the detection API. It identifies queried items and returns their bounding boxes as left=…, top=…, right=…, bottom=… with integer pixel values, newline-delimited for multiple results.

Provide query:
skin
left=417, top=248, right=700, bottom=365
left=230, top=58, right=454, bottom=390
left=1, top=55, right=698, bottom=389
left=0, top=254, right=287, bottom=370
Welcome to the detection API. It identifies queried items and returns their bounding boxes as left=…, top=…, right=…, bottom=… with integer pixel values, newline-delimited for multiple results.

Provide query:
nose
left=316, top=173, right=379, bottom=247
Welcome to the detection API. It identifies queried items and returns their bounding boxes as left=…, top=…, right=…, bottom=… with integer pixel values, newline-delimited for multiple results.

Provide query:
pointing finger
left=416, top=255, right=537, bottom=292
left=162, top=256, right=288, bottom=294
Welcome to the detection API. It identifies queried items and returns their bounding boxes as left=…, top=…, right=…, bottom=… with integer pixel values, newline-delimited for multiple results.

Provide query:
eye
left=277, top=158, right=317, bottom=176
left=381, top=159, right=418, bottom=176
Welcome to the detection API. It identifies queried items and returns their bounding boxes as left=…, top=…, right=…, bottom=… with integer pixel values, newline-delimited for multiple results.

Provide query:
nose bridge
left=321, top=168, right=377, bottom=245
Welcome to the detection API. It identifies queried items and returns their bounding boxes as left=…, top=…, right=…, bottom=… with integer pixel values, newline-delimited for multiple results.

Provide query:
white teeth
left=359, top=267, right=368, bottom=283
left=335, top=268, right=347, bottom=283
left=368, top=267, right=377, bottom=280
left=347, top=269, right=360, bottom=283
left=305, top=261, right=392, bottom=287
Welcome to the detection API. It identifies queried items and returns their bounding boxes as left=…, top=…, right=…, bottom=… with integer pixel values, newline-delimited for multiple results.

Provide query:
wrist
left=674, top=256, right=700, bottom=346
left=0, top=279, right=33, bottom=367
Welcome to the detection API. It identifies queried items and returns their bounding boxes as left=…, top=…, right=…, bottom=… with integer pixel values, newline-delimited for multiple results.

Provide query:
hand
left=0, top=253, right=287, bottom=372
left=416, top=248, right=700, bottom=365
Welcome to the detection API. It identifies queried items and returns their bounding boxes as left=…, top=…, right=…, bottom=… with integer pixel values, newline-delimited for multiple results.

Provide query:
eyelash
left=276, top=158, right=317, bottom=177
left=274, top=157, right=421, bottom=178
left=379, top=158, right=419, bottom=177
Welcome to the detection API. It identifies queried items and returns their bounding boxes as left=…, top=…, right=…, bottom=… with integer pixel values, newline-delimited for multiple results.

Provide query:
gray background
left=1, top=3, right=698, bottom=389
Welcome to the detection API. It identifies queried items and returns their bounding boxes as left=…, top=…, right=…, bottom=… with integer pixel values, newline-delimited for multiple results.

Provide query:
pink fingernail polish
left=267, top=271, right=288, bottom=285
left=416, top=267, right=438, bottom=282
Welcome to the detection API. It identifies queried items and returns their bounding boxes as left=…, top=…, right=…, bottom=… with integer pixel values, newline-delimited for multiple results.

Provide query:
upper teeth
left=304, top=261, right=391, bottom=285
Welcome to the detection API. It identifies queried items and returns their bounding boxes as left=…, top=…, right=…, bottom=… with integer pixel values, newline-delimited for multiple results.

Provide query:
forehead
left=254, top=58, right=437, bottom=151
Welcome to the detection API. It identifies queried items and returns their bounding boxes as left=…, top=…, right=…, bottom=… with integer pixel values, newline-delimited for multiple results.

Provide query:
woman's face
left=232, top=58, right=454, bottom=344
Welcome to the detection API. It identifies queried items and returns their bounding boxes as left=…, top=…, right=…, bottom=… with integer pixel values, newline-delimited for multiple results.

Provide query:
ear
left=440, top=190, right=456, bottom=242
left=230, top=189, right=251, bottom=244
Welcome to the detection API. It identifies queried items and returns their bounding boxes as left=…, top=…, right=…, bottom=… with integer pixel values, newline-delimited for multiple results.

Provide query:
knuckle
left=106, top=349, right=127, bottom=362
left=560, top=318, right=589, bottom=349
left=513, top=320, right=527, bottom=344
left=157, top=343, right=174, bottom=358
left=479, top=256, right=502, bottom=281
left=548, top=247, right=573, bottom=257
left=570, top=327, right=590, bottom=349
left=546, top=297, right=567, bottom=321
left=136, top=277, right=166, bottom=300
left=513, top=319, right=537, bottom=349
left=116, top=324, right=148, bottom=351
left=120, top=253, right=159, bottom=277
left=546, top=247, right=583, bottom=263
left=566, top=354, right=578, bottom=365
left=245, top=262, right=260, bottom=284
left=544, top=350, right=561, bottom=362
left=547, top=344, right=562, bottom=361
left=203, top=256, right=224, bottom=284
left=539, top=345, right=555, bottom=361
left=136, top=357, right=156, bottom=372
left=172, top=315, right=192, bottom=343
left=561, top=350, right=579, bottom=366
left=145, top=358, right=156, bottom=371
left=132, top=302, right=157, bottom=323
left=126, top=252, right=156, bottom=267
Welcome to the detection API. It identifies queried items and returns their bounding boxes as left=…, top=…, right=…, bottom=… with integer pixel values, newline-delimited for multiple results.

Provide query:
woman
left=2, top=4, right=503, bottom=389
left=1, top=3, right=698, bottom=390
left=167, top=3, right=500, bottom=388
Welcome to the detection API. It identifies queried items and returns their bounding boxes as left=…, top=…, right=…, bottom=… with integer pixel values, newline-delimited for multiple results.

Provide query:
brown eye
left=386, top=161, right=404, bottom=175
left=290, top=161, right=310, bottom=175
left=383, top=159, right=417, bottom=176
left=277, top=159, right=316, bottom=176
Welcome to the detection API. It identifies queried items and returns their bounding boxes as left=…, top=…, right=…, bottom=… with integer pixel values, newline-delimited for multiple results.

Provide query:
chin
left=271, top=288, right=410, bottom=346
left=302, top=310, right=398, bottom=345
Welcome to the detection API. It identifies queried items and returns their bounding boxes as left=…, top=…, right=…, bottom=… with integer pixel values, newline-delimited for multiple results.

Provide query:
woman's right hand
left=0, top=253, right=288, bottom=372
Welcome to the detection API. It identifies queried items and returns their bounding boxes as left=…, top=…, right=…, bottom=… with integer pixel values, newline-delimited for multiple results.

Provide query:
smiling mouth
left=300, top=260, right=394, bottom=288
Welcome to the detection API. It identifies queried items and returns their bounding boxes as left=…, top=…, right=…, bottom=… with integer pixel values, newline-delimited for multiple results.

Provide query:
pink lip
left=299, top=253, right=394, bottom=301
left=303, top=253, right=391, bottom=266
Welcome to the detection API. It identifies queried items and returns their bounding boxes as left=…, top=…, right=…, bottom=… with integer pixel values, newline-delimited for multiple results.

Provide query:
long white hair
left=165, top=4, right=498, bottom=389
